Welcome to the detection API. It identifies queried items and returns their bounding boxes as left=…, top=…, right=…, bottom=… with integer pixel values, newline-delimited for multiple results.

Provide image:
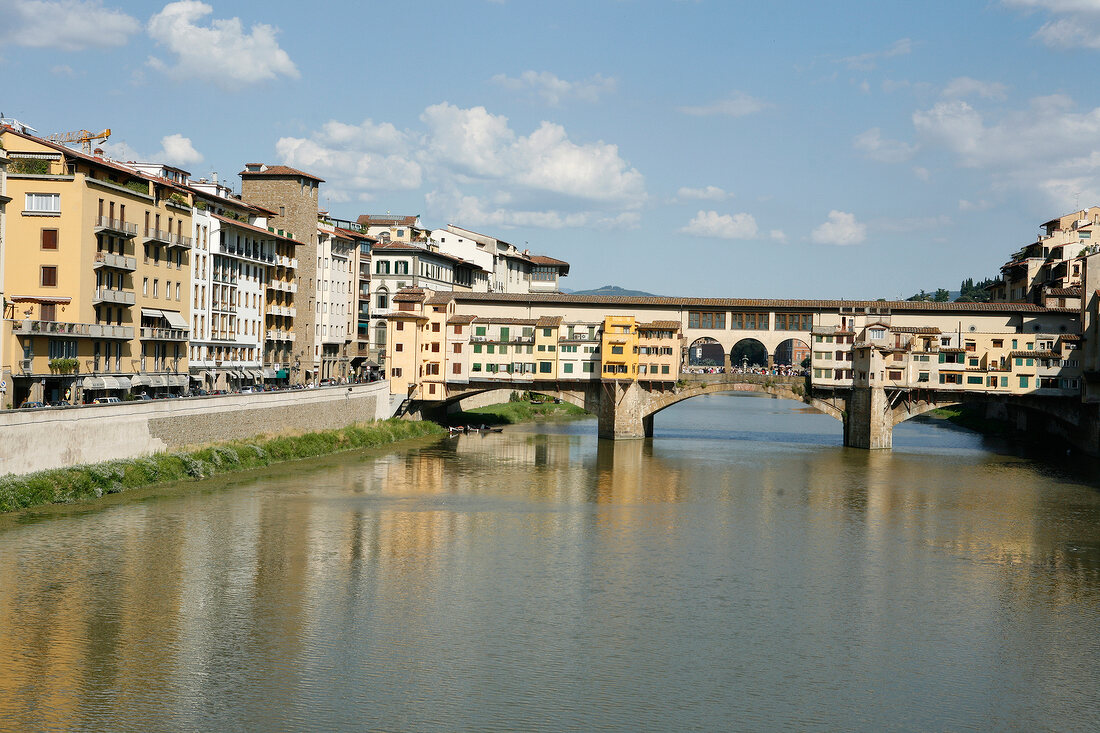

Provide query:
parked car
left=319, top=379, right=334, bottom=387
left=93, top=396, right=121, bottom=404
left=240, top=386, right=254, bottom=394
left=20, top=401, right=47, bottom=409
left=136, top=393, right=152, bottom=400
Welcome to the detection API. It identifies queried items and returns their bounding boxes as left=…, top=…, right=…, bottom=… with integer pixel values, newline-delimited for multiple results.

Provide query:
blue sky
left=3, top=0, right=1099, bottom=297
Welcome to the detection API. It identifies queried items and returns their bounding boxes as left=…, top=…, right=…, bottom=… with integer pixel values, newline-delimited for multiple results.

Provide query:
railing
left=144, top=227, right=172, bottom=244
left=140, top=326, right=189, bottom=341
left=266, top=305, right=296, bottom=317
left=14, top=319, right=133, bottom=339
left=268, top=280, right=297, bottom=293
left=95, top=216, right=138, bottom=237
left=470, top=336, right=488, bottom=342
left=92, top=287, right=136, bottom=305
left=169, top=232, right=193, bottom=249
left=93, top=251, right=137, bottom=270
left=266, top=329, right=295, bottom=342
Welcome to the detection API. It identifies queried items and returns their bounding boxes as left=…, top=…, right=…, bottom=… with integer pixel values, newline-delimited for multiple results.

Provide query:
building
left=355, top=214, right=429, bottom=244
left=431, top=224, right=569, bottom=293
left=239, top=164, right=322, bottom=384
left=990, top=207, right=1099, bottom=305
left=314, top=220, right=356, bottom=381
left=181, top=175, right=299, bottom=390
left=0, top=125, right=193, bottom=405
left=0, top=145, right=8, bottom=406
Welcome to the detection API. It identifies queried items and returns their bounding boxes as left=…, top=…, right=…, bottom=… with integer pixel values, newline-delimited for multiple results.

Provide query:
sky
left=2, top=0, right=1099, bottom=298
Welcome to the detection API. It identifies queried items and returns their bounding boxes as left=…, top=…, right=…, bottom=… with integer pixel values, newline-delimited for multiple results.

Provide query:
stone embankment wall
left=0, top=382, right=394, bottom=476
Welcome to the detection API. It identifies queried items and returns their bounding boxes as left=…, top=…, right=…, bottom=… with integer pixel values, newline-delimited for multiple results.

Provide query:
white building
left=315, top=220, right=356, bottom=381
left=431, top=224, right=569, bottom=293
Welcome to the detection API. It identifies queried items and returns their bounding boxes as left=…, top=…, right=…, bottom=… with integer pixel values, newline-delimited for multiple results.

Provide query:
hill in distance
left=563, top=284, right=659, bottom=297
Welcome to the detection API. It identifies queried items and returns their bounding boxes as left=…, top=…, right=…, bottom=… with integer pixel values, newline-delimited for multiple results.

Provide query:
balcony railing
left=13, top=319, right=133, bottom=339
left=168, top=232, right=193, bottom=249
left=93, top=251, right=137, bottom=271
left=92, top=288, right=136, bottom=306
left=144, top=227, right=172, bottom=245
left=95, top=216, right=138, bottom=237
left=140, top=326, right=189, bottom=341
left=265, top=329, right=296, bottom=342
left=268, top=279, right=298, bottom=294
left=266, top=305, right=296, bottom=317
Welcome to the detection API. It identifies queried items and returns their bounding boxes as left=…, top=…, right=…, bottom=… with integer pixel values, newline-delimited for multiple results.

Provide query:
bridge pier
left=843, top=385, right=892, bottom=450
left=597, top=381, right=648, bottom=439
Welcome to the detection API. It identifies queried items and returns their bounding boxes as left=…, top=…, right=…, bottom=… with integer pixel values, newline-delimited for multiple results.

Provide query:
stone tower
left=239, top=164, right=322, bottom=383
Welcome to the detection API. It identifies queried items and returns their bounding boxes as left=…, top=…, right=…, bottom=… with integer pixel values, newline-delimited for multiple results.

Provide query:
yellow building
left=600, top=315, right=638, bottom=379
left=0, top=126, right=192, bottom=406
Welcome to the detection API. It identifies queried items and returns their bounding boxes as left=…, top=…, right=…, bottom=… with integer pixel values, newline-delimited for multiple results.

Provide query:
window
left=539, top=361, right=552, bottom=373
left=395, top=261, right=408, bottom=275
left=688, top=311, right=726, bottom=329
left=869, top=328, right=885, bottom=340
left=730, top=312, right=769, bottom=330
left=40, top=266, right=57, bottom=287
left=25, top=193, right=60, bottom=213
left=1019, top=375, right=1030, bottom=388
left=376, top=261, right=390, bottom=274
left=543, top=328, right=552, bottom=337
left=452, top=363, right=462, bottom=375
left=611, top=346, right=624, bottom=355
left=395, top=343, right=403, bottom=352
left=563, top=363, right=574, bottom=373
left=41, top=229, right=58, bottom=250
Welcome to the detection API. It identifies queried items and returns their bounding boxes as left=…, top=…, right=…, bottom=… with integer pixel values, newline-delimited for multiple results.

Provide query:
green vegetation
left=48, top=357, right=79, bottom=374
left=8, top=158, right=49, bottom=175
left=926, top=405, right=1008, bottom=435
left=451, top=395, right=588, bottom=425
left=123, top=179, right=149, bottom=195
left=0, top=419, right=443, bottom=514
left=907, top=277, right=996, bottom=304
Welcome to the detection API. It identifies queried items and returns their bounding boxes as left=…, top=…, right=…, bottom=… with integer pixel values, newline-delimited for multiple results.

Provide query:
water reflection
left=0, top=394, right=1098, bottom=730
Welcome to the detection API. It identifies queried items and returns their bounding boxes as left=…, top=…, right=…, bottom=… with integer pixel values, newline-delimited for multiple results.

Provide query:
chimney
left=93, top=147, right=104, bottom=158
left=212, top=171, right=218, bottom=184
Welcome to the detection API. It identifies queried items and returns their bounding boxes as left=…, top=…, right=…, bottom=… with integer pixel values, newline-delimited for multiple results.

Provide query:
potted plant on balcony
left=49, top=357, right=79, bottom=375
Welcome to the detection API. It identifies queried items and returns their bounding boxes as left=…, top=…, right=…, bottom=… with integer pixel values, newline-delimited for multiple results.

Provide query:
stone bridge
left=412, top=373, right=1099, bottom=451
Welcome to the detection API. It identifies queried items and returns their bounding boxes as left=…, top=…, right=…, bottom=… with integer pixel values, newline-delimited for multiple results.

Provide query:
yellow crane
left=46, top=128, right=111, bottom=154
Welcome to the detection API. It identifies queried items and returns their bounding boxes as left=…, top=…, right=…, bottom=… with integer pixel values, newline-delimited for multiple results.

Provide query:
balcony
left=266, top=304, right=296, bottom=317
left=144, top=227, right=172, bottom=245
left=140, top=326, right=189, bottom=341
left=92, top=287, right=136, bottom=306
left=266, top=329, right=295, bottom=342
left=93, top=251, right=137, bottom=271
left=13, top=319, right=133, bottom=339
left=275, top=255, right=298, bottom=269
left=94, top=216, right=138, bottom=238
left=168, top=232, right=193, bottom=250
left=268, top=279, right=298, bottom=294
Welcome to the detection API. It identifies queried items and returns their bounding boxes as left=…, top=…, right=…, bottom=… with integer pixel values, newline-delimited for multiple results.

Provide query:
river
left=1, top=393, right=1098, bottom=731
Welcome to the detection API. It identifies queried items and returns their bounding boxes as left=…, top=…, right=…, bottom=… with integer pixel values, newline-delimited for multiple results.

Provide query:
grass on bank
left=450, top=395, right=589, bottom=426
left=926, top=405, right=1010, bottom=435
left=0, top=419, right=444, bottom=514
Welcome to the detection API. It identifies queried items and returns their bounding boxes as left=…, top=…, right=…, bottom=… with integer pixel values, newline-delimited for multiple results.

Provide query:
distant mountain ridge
left=563, top=285, right=659, bottom=297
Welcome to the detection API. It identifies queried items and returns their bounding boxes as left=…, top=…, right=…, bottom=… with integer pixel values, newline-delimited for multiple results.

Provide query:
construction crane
left=46, top=128, right=111, bottom=154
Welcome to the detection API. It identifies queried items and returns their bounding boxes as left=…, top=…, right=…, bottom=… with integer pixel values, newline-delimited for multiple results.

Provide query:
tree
left=933, top=288, right=950, bottom=302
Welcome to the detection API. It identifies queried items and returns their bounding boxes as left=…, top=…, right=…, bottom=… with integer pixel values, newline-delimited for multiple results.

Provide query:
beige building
left=991, top=207, right=1099, bottom=305
left=239, top=163, right=321, bottom=384
left=0, top=125, right=193, bottom=406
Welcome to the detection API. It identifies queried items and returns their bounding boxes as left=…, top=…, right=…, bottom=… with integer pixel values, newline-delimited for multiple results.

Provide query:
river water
left=1, top=393, right=1099, bottom=732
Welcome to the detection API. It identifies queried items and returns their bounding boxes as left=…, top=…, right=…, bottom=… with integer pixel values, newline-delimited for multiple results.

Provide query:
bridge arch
left=730, top=338, right=768, bottom=369
left=773, top=337, right=810, bottom=368
left=643, top=376, right=844, bottom=424
left=688, top=337, right=725, bottom=366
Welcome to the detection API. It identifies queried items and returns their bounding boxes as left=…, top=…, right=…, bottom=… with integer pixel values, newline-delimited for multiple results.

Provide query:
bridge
left=384, top=287, right=1100, bottom=452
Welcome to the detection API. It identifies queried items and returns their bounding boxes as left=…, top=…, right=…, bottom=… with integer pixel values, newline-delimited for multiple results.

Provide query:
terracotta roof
left=536, top=316, right=563, bottom=327
left=474, top=317, right=538, bottom=326
left=447, top=315, right=477, bottom=324
left=357, top=214, right=419, bottom=227
left=1047, top=287, right=1082, bottom=297
left=891, top=326, right=941, bottom=334
left=528, top=254, right=569, bottom=266
left=1059, top=333, right=1083, bottom=341
left=392, top=288, right=426, bottom=303
left=239, top=164, right=324, bottom=182
left=334, top=226, right=375, bottom=242
left=940, top=347, right=967, bottom=353
left=425, top=292, right=456, bottom=305
left=212, top=213, right=298, bottom=242
left=438, top=291, right=1077, bottom=314
left=1009, top=349, right=1059, bottom=359
left=638, top=320, right=681, bottom=330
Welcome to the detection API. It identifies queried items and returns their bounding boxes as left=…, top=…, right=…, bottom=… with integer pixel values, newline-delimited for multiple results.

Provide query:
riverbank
left=0, top=419, right=443, bottom=514
left=448, top=398, right=589, bottom=426
left=926, top=405, right=1010, bottom=436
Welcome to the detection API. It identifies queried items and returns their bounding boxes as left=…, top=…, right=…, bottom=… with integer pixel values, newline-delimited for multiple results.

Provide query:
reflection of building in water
left=593, top=439, right=684, bottom=505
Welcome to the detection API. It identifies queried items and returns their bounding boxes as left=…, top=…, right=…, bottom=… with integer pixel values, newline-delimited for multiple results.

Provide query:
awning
left=115, top=377, right=132, bottom=390
left=148, top=375, right=168, bottom=388
left=262, top=368, right=278, bottom=379
left=249, top=369, right=264, bottom=379
left=140, top=307, right=165, bottom=319
left=189, top=375, right=203, bottom=382
left=130, top=375, right=151, bottom=387
left=82, top=376, right=105, bottom=390
left=101, top=376, right=125, bottom=390
left=11, top=295, right=73, bottom=305
left=161, top=310, right=188, bottom=329
left=168, top=375, right=188, bottom=387
left=202, top=370, right=216, bottom=381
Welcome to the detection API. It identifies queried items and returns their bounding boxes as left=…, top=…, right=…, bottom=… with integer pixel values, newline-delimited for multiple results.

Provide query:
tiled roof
left=425, top=292, right=456, bottom=305
left=891, top=326, right=942, bottom=334
left=447, top=315, right=477, bottom=324
left=529, top=255, right=570, bottom=268
left=334, top=226, right=375, bottom=242
left=1047, top=287, right=1082, bottom=297
left=536, top=316, right=563, bottom=327
left=1059, top=333, right=1083, bottom=341
left=239, top=164, right=324, bottom=182
left=392, top=288, right=426, bottom=303
left=1009, top=350, right=1059, bottom=359
left=638, top=320, right=681, bottom=330
left=358, top=214, right=419, bottom=226
left=212, top=213, right=298, bottom=242
left=475, top=317, right=538, bottom=326
left=940, top=347, right=967, bottom=353
left=440, top=291, right=1076, bottom=314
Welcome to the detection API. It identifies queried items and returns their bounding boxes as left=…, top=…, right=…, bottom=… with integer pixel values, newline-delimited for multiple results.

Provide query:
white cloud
left=811, top=210, right=866, bottom=245
left=959, top=199, right=993, bottom=211
left=0, top=0, right=139, bottom=51
left=681, top=210, right=759, bottom=239
left=99, top=133, right=203, bottom=167
left=942, top=76, right=1009, bottom=100
left=154, top=133, right=203, bottom=165
left=913, top=166, right=931, bottom=181
left=147, top=1, right=298, bottom=88
left=1002, top=0, right=1100, bottom=48
left=769, top=229, right=787, bottom=243
left=276, top=104, right=646, bottom=227
left=491, top=71, right=616, bottom=105
left=677, top=185, right=730, bottom=201
left=679, top=91, right=769, bottom=117
left=853, top=127, right=917, bottom=163
left=838, top=38, right=913, bottom=71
